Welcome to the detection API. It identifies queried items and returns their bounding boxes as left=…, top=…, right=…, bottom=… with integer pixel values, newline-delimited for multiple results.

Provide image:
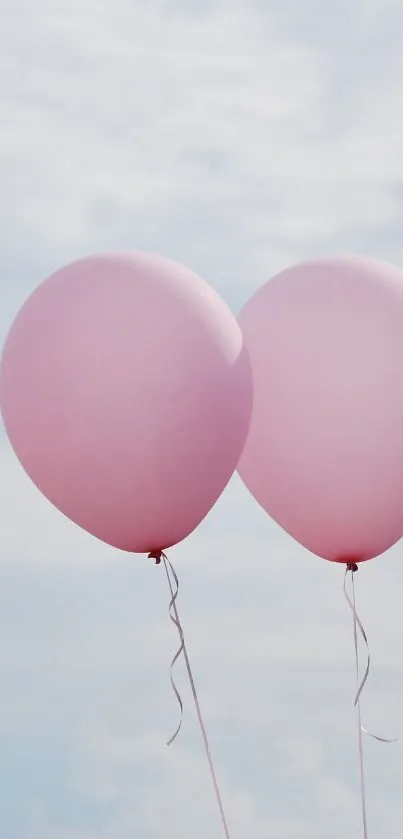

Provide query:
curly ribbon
left=343, top=565, right=399, bottom=742
left=163, top=556, right=185, bottom=746
left=343, top=564, right=399, bottom=839
left=149, top=550, right=231, bottom=839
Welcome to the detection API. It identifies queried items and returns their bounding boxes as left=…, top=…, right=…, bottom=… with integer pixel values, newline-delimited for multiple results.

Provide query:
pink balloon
left=1, top=252, right=252, bottom=553
left=238, top=256, right=403, bottom=564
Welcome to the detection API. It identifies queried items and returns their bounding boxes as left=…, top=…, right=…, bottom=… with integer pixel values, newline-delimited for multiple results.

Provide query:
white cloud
left=1, top=0, right=403, bottom=319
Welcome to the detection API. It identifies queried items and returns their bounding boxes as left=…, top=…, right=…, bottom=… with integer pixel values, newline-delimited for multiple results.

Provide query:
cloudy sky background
left=1, top=0, right=403, bottom=836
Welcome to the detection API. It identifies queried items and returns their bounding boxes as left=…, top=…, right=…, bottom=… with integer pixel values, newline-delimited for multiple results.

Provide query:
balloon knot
left=346, top=562, right=358, bottom=573
left=148, top=551, right=163, bottom=565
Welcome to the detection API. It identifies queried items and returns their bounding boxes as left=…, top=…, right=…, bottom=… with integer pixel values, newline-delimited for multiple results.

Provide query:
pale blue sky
left=1, top=0, right=403, bottom=837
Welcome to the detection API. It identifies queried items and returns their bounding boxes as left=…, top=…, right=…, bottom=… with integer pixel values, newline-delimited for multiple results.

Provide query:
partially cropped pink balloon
left=1, top=252, right=252, bottom=553
left=238, top=256, right=403, bottom=564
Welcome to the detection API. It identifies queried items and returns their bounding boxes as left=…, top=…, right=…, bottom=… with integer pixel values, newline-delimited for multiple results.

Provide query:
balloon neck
left=346, top=561, right=359, bottom=573
left=148, top=550, right=163, bottom=565
left=336, top=554, right=361, bottom=572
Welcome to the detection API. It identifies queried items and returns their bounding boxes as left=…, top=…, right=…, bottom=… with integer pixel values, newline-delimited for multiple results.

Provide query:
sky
left=1, top=0, right=403, bottom=836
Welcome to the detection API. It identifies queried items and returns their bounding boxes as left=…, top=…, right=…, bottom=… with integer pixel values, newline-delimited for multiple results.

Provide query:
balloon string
left=343, top=566, right=399, bottom=743
left=163, top=556, right=185, bottom=746
left=344, top=565, right=369, bottom=839
left=343, top=565, right=399, bottom=839
left=149, top=551, right=231, bottom=839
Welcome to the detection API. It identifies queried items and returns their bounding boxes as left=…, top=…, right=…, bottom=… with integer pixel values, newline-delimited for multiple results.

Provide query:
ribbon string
left=343, top=566, right=398, bottom=743
left=344, top=565, right=369, bottom=839
left=149, top=551, right=232, bottom=839
left=163, top=556, right=185, bottom=746
left=343, top=565, right=399, bottom=839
